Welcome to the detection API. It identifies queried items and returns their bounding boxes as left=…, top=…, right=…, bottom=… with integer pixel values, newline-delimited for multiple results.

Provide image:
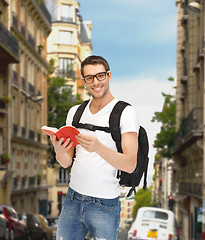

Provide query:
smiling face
left=82, top=64, right=112, bottom=101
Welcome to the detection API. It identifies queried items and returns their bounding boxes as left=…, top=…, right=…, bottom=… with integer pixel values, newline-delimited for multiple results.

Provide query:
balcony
left=21, top=177, right=25, bottom=188
left=56, top=178, right=70, bottom=185
left=35, top=0, right=52, bottom=25
left=28, top=130, right=35, bottom=140
left=13, top=177, right=18, bottom=189
left=179, top=182, right=202, bottom=197
left=20, top=22, right=26, bottom=38
left=28, top=31, right=35, bottom=48
left=12, top=124, right=18, bottom=136
left=0, top=22, right=19, bottom=63
left=58, top=69, right=76, bottom=78
left=21, top=77, right=26, bottom=90
left=21, top=127, right=26, bottom=138
left=28, top=176, right=35, bottom=187
left=174, top=108, right=203, bottom=151
left=37, top=133, right=41, bottom=142
left=12, top=70, right=18, bottom=85
left=12, top=11, right=18, bottom=29
left=28, top=83, right=35, bottom=96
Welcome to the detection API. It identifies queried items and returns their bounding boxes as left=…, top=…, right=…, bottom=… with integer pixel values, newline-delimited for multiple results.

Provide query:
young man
left=50, top=55, right=139, bottom=240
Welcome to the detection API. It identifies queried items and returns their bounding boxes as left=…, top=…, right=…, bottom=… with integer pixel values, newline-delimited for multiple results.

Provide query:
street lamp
left=188, top=1, right=205, bottom=240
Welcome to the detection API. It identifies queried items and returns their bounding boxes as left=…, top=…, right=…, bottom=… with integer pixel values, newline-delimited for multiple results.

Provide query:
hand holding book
left=41, top=125, right=80, bottom=149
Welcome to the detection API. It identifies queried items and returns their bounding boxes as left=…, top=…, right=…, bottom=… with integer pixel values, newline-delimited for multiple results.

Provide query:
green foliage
left=151, top=77, right=176, bottom=159
left=47, top=59, right=83, bottom=166
left=133, top=188, right=152, bottom=218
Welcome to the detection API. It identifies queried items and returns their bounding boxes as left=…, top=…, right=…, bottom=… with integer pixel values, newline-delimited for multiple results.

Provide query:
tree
left=47, top=59, right=83, bottom=166
left=132, top=188, right=152, bottom=218
left=151, top=77, right=176, bottom=159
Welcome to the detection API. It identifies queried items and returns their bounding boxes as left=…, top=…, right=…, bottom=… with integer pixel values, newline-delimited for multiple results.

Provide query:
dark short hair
left=81, top=55, right=110, bottom=77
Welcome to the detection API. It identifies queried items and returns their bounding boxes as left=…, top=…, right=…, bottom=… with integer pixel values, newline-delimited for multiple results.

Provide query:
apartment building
left=0, top=0, right=52, bottom=215
left=0, top=0, right=19, bottom=204
left=152, top=156, right=175, bottom=209
left=173, top=0, right=204, bottom=239
left=45, top=0, right=92, bottom=217
left=120, top=189, right=136, bottom=229
left=46, top=0, right=92, bottom=99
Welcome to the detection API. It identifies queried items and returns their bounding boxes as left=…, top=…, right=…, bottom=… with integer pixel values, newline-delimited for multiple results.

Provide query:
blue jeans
left=56, top=187, right=121, bottom=240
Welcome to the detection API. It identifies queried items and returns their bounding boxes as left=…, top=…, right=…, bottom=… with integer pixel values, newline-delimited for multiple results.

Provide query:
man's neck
left=90, top=95, right=115, bottom=114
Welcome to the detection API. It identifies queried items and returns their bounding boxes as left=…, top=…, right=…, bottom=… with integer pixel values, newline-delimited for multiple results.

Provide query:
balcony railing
left=12, top=11, right=18, bottom=29
left=12, top=124, right=18, bottom=136
left=20, top=22, right=26, bottom=38
left=21, top=177, right=25, bottom=188
left=28, top=31, right=35, bottom=48
left=56, top=178, right=70, bottom=185
left=0, top=101, right=6, bottom=109
left=21, top=76, right=26, bottom=90
left=0, top=22, right=19, bottom=63
left=28, top=83, right=35, bottom=96
left=37, top=133, right=41, bottom=142
left=13, top=177, right=18, bottom=189
left=12, top=70, right=18, bottom=85
left=58, top=69, right=76, bottom=78
left=29, top=130, right=35, bottom=140
left=35, top=0, right=52, bottom=25
left=28, top=176, right=35, bottom=186
left=61, top=17, right=75, bottom=23
left=21, top=127, right=26, bottom=137
left=174, top=108, right=203, bottom=147
left=179, top=182, right=202, bottom=196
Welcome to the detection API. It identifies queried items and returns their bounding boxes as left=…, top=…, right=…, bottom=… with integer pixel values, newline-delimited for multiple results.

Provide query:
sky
left=78, top=0, right=177, bottom=184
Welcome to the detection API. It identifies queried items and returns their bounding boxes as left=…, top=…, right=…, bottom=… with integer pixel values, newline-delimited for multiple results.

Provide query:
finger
left=51, top=134, right=56, bottom=143
left=65, top=141, right=73, bottom=151
left=76, top=133, right=92, bottom=141
left=57, top=137, right=64, bottom=145
left=63, top=138, right=71, bottom=147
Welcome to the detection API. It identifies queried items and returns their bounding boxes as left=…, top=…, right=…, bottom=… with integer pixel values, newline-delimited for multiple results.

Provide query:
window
left=28, top=104, right=34, bottom=130
left=28, top=152, right=34, bottom=177
left=59, top=57, right=73, bottom=72
left=20, top=150, right=24, bottom=176
left=58, top=168, right=69, bottom=184
left=61, top=4, right=72, bottom=22
left=12, top=96, right=17, bottom=124
left=59, top=31, right=72, bottom=45
left=20, top=100, right=25, bottom=128
left=143, top=210, right=168, bottom=220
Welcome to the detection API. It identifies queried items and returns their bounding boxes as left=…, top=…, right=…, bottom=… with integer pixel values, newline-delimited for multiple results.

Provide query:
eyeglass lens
left=84, top=72, right=107, bottom=83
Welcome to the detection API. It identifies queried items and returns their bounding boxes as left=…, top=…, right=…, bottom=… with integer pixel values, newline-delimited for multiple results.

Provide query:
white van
left=127, top=207, right=177, bottom=240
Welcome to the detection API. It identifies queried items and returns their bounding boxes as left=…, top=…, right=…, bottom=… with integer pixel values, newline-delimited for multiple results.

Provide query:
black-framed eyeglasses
left=83, top=71, right=110, bottom=84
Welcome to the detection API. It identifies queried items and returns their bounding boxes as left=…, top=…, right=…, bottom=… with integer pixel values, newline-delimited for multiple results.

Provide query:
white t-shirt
left=66, top=98, right=139, bottom=199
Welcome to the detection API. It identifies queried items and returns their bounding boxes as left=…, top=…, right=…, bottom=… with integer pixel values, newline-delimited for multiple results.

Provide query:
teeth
left=94, top=87, right=101, bottom=90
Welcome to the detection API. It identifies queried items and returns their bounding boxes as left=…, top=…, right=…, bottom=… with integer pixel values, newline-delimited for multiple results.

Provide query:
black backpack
left=72, top=100, right=149, bottom=197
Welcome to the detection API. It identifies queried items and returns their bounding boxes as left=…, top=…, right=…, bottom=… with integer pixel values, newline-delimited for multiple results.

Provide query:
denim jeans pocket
left=97, top=197, right=120, bottom=210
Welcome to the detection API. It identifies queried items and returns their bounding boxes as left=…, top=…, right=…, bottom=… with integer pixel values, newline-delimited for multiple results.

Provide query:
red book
left=41, top=125, right=80, bottom=148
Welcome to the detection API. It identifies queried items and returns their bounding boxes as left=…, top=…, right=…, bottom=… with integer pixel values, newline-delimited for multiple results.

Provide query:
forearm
left=50, top=135, right=74, bottom=169
left=56, top=151, right=73, bottom=168
left=76, top=132, right=138, bottom=173
left=96, top=143, right=137, bottom=173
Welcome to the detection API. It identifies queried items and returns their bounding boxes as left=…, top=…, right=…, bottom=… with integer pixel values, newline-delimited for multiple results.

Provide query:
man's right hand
left=50, top=135, right=74, bottom=168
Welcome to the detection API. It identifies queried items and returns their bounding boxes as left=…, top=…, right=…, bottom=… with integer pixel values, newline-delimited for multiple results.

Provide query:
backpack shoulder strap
left=72, top=100, right=89, bottom=127
left=109, top=101, right=130, bottom=153
left=72, top=100, right=111, bottom=133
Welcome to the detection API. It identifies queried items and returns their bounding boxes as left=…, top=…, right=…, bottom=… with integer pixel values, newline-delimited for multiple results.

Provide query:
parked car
left=0, top=214, right=9, bottom=240
left=19, top=213, right=47, bottom=240
left=0, top=205, right=27, bottom=240
left=34, top=215, right=52, bottom=240
left=46, top=217, right=58, bottom=240
left=127, top=207, right=177, bottom=240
